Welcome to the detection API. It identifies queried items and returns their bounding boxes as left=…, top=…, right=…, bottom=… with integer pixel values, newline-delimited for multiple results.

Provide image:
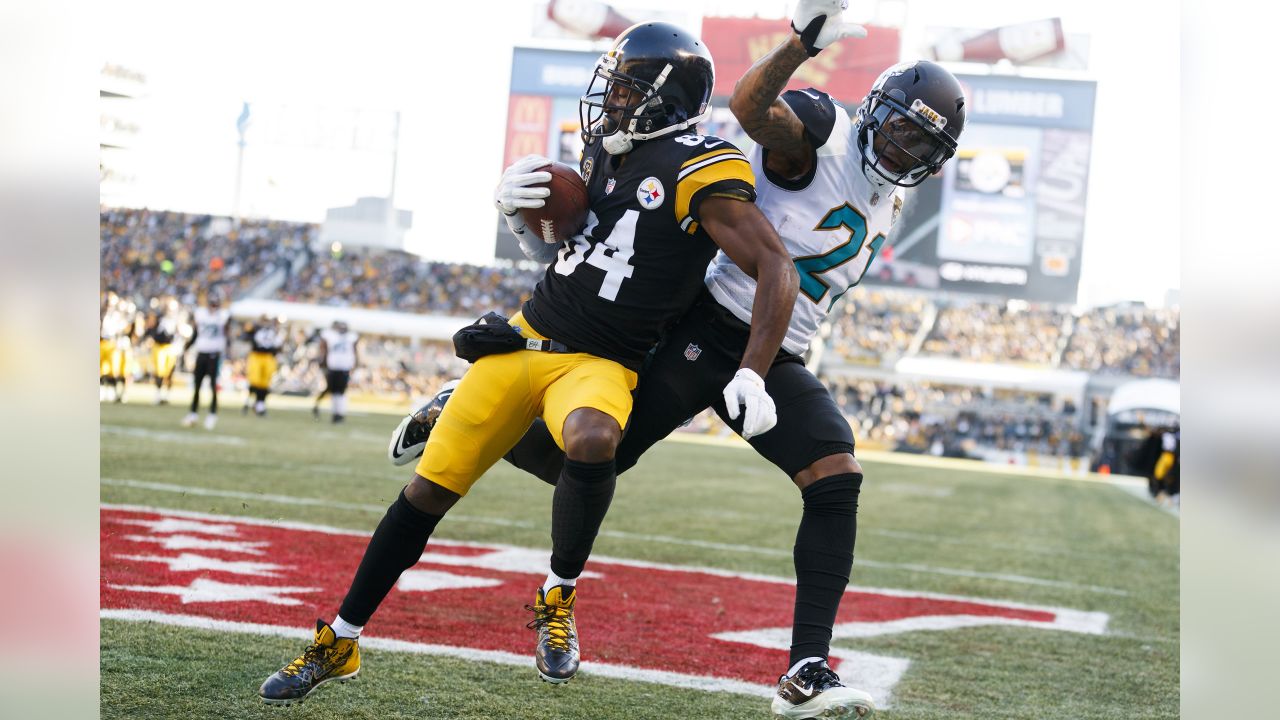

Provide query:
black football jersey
left=147, top=316, right=179, bottom=345
left=248, top=324, right=285, bottom=353
left=521, top=133, right=756, bottom=371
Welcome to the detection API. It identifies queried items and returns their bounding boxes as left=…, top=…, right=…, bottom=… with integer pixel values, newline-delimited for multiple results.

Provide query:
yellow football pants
left=247, top=351, right=278, bottom=390
left=100, top=340, right=129, bottom=379
left=100, top=339, right=116, bottom=376
left=415, top=311, right=637, bottom=496
left=152, top=343, right=177, bottom=380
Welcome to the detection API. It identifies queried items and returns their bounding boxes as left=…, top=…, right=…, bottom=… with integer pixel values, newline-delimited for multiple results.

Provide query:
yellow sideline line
left=660, top=432, right=1143, bottom=487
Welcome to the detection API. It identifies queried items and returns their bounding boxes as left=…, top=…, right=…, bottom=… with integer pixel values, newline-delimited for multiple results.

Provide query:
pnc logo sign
left=100, top=507, right=1108, bottom=705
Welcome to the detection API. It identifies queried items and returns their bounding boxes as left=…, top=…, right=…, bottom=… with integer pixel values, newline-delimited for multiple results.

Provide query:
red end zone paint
left=101, top=507, right=1108, bottom=698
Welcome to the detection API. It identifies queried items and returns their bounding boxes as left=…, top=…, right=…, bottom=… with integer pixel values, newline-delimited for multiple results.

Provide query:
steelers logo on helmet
left=855, top=60, right=967, bottom=188
left=579, top=22, right=716, bottom=156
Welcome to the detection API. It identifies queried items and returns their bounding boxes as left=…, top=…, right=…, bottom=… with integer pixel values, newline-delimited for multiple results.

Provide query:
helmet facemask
left=857, top=92, right=957, bottom=188
left=579, top=46, right=710, bottom=156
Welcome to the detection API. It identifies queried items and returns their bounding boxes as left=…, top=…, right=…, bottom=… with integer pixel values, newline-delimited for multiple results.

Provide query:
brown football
left=519, top=161, right=589, bottom=244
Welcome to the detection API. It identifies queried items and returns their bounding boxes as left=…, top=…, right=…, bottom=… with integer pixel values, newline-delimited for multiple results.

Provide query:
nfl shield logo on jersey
left=637, top=177, right=664, bottom=209
left=684, top=343, right=701, bottom=361
left=605, top=177, right=616, bottom=195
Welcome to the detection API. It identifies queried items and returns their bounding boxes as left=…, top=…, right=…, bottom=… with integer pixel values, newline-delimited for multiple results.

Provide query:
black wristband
left=793, top=16, right=827, bottom=57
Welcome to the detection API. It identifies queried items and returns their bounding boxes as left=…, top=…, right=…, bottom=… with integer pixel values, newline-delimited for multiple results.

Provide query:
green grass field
left=100, top=401, right=1178, bottom=719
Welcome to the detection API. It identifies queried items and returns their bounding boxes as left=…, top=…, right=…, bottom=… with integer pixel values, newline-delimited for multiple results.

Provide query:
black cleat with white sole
left=387, top=379, right=460, bottom=466
left=771, top=659, right=875, bottom=719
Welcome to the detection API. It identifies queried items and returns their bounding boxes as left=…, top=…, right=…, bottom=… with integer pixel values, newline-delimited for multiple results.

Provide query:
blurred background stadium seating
left=100, top=205, right=1178, bottom=475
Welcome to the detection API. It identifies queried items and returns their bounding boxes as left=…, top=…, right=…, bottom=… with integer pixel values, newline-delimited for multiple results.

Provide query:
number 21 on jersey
left=793, top=203, right=885, bottom=309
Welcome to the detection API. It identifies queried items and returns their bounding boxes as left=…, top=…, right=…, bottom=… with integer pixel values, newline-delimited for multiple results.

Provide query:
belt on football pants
left=522, top=337, right=577, bottom=354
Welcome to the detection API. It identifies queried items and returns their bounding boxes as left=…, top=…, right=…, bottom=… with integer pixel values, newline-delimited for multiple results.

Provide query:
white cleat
left=771, top=660, right=875, bottom=719
left=204, top=414, right=218, bottom=431
left=181, top=412, right=199, bottom=428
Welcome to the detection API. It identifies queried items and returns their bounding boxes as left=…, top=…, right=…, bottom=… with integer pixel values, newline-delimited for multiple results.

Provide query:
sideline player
left=145, top=299, right=182, bottom=405
left=390, top=2, right=967, bottom=716
left=182, top=289, right=231, bottom=430
left=243, top=314, right=285, bottom=416
left=99, top=292, right=133, bottom=403
left=314, top=319, right=358, bottom=423
left=259, top=21, right=798, bottom=705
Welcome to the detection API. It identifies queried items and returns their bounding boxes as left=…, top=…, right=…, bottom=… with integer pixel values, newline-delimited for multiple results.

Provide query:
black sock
left=503, top=419, right=565, bottom=486
left=549, top=458, right=616, bottom=579
left=790, top=473, right=862, bottom=666
left=337, top=489, right=443, bottom=626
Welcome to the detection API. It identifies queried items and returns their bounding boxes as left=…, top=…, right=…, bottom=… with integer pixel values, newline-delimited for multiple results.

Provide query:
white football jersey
left=192, top=307, right=231, bottom=354
left=321, top=328, right=359, bottom=370
left=100, top=310, right=128, bottom=341
left=705, top=89, right=902, bottom=356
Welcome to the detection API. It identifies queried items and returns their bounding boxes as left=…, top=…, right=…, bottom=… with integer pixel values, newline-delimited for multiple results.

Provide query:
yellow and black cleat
left=526, top=585, right=580, bottom=683
left=259, top=619, right=361, bottom=705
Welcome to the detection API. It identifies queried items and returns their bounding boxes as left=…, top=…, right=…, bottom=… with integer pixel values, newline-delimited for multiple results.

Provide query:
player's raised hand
left=494, top=155, right=553, bottom=216
left=791, top=0, right=867, bottom=57
left=723, top=368, right=778, bottom=440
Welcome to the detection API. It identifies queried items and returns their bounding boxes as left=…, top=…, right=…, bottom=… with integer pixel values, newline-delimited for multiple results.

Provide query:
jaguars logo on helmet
left=855, top=60, right=966, bottom=188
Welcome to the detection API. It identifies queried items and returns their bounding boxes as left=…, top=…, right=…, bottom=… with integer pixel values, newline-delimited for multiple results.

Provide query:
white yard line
left=100, top=609, right=775, bottom=698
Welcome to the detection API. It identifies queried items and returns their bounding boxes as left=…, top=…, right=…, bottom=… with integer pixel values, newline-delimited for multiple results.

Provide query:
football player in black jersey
left=259, top=21, right=799, bottom=704
left=389, top=3, right=967, bottom=716
left=144, top=299, right=182, bottom=405
left=242, top=315, right=285, bottom=417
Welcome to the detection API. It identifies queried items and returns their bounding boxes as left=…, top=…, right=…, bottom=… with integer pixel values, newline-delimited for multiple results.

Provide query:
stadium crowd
left=276, top=249, right=543, bottom=317
left=1061, top=305, right=1180, bottom=377
left=825, top=288, right=928, bottom=365
left=821, top=376, right=1086, bottom=457
left=920, top=301, right=1068, bottom=365
left=101, top=208, right=314, bottom=305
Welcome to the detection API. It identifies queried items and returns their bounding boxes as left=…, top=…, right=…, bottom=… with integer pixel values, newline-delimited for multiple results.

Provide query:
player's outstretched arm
left=700, top=196, right=799, bottom=438
left=729, top=1, right=865, bottom=178
left=728, top=35, right=811, bottom=171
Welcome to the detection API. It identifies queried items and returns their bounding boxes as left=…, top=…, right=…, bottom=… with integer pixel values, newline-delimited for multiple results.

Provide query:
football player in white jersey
left=182, top=289, right=232, bottom=430
left=315, top=320, right=359, bottom=424
left=389, top=2, right=964, bottom=716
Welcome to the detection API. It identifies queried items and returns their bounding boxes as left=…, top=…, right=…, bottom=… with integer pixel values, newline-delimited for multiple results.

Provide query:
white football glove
left=722, top=368, right=777, bottom=440
left=495, top=154, right=553, bottom=215
left=792, top=0, right=867, bottom=57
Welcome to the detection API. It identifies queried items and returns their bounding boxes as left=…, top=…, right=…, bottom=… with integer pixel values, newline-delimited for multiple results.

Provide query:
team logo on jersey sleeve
left=637, top=177, right=665, bottom=210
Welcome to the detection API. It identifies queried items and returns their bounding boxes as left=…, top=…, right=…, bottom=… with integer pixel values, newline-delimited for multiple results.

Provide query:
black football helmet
left=579, top=21, right=715, bottom=155
left=855, top=60, right=966, bottom=188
